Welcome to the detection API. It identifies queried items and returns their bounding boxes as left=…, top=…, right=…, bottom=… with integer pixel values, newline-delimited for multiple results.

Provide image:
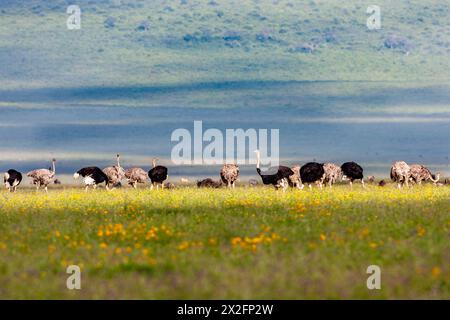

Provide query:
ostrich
left=390, top=161, right=411, bottom=189
left=341, top=161, right=365, bottom=189
left=248, top=179, right=259, bottom=187
left=368, top=176, right=376, bottom=184
left=74, top=167, right=108, bottom=191
left=300, top=162, right=325, bottom=190
left=125, top=167, right=148, bottom=189
left=322, top=163, right=342, bottom=189
left=254, top=150, right=293, bottom=191
left=27, top=158, right=56, bottom=192
left=103, top=154, right=125, bottom=189
left=409, top=164, right=440, bottom=185
left=148, top=158, right=168, bottom=190
left=220, top=164, right=239, bottom=188
left=3, top=169, right=23, bottom=192
left=288, top=165, right=302, bottom=189
left=197, top=178, right=222, bottom=188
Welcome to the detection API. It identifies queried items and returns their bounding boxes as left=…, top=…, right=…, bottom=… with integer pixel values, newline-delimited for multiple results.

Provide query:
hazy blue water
left=1, top=81, right=449, bottom=179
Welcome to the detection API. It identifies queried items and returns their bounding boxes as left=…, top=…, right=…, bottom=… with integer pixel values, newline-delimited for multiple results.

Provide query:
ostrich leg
left=349, top=180, right=353, bottom=190
left=361, top=179, right=366, bottom=189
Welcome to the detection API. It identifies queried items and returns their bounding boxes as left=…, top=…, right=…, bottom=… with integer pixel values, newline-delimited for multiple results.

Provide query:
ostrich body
left=197, top=178, right=222, bottom=188
left=288, top=165, right=302, bottom=189
left=148, top=158, right=168, bottom=190
left=74, top=167, right=108, bottom=191
left=27, top=159, right=56, bottom=192
left=3, top=169, right=23, bottom=192
left=409, top=164, right=440, bottom=185
left=103, top=154, right=125, bottom=189
left=125, top=167, right=148, bottom=189
left=341, top=161, right=365, bottom=189
left=300, top=162, right=325, bottom=190
left=323, top=163, right=342, bottom=189
left=254, top=150, right=293, bottom=191
left=390, top=161, right=411, bottom=189
left=220, top=164, right=240, bottom=188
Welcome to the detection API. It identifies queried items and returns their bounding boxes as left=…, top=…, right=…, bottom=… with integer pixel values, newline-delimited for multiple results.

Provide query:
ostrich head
left=341, top=175, right=349, bottom=181
left=152, top=158, right=158, bottom=168
left=431, top=172, right=441, bottom=184
left=51, top=158, right=56, bottom=173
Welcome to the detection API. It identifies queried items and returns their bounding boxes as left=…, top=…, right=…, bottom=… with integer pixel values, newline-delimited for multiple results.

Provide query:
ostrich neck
left=255, top=152, right=260, bottom=169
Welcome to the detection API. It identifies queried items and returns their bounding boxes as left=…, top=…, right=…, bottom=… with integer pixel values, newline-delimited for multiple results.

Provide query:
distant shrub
left=289, top=43, right=317, bottom=53
left=323, top=31, right=337, bottom=43
left=256, top=30, right=274, bottom=42
left=136, top=20, right=150, bottom=31
left=223, top=31, right=241, bottom=41
left=384, top=35, right=413, bottom=53
left=104, top=17, right=116, bottom=28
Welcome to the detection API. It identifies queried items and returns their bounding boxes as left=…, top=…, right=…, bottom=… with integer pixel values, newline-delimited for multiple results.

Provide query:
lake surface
left=1, top=81, right=449, bottom=181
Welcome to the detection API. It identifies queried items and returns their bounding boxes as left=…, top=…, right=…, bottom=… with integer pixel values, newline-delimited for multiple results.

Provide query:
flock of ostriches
left=2, top=151, right=447, bottom=193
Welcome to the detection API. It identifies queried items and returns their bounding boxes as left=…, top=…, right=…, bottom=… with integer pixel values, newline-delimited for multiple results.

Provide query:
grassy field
left=0, top=184, right=448, bottom=299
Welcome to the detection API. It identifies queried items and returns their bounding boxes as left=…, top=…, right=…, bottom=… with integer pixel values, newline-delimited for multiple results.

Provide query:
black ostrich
left=254, top=150, right=293, bottom=191
left=148, top=158, right=168, bottom=190
left=341, top=162, right=365, bottom=189
left=74, top=167, right=109, bottom=191
left=300, top=162, right=325, bottom=190
left=197, top=178, right=222, bottom=188
left=3, top=169, right=23, bottom=192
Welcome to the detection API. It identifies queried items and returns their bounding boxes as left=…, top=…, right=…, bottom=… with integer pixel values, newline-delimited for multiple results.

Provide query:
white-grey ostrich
left=125, top=167, right=148, bottom=189
left=288, top=165, right=302, bottom=189
left=409, top=164, right=440, bottom=185
left=323, top=163, right=342, bottom=189
left=390, top=161, right=411, bottom=189
left=103, top=154, right=125, bottom=189
left=220, top=164, right=240, bottom=188
left=27, top=158, right=56, bottom=192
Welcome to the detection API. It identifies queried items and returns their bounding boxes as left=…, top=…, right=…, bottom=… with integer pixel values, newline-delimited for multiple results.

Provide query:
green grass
left=0, top=184, right=448, bottom=299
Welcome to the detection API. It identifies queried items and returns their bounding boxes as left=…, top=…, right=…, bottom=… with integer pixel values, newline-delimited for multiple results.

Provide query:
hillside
left=0, top=0, right=450, bottom=89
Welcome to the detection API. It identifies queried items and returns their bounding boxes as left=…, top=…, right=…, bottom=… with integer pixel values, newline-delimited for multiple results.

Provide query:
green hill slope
left=0, top=0, right=449, bottom=89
